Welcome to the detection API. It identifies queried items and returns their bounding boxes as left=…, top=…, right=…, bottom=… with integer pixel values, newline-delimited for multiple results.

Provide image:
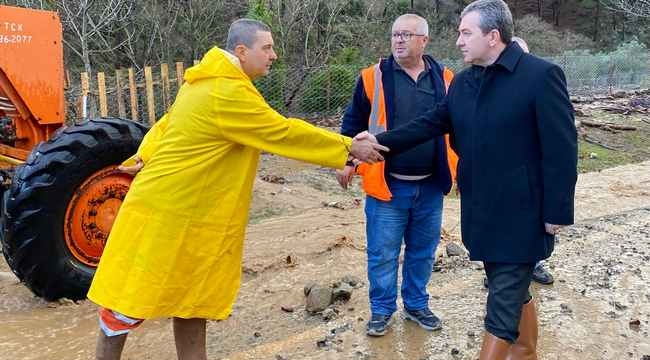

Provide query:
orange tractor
left=0, top=5, right=146, bottom=300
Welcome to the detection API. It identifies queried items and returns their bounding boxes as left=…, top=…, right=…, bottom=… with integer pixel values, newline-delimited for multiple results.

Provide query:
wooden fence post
left=175, top=62, right=184, bottom=91
left=97, top=72, right=108, bottom=117
left=115, top=69, right=126, bottom=118
left=128, top=68, right=138, bottom=122
left=80, top=72, right=90, bottom=120
left=144, top=66, right=156, bottom=124
left=161, top=63, right=170, bottom=110
left=64, top=69, right=71, bottom=90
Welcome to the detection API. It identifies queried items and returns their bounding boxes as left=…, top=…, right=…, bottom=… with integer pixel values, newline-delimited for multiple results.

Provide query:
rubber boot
left=478, top=332, right=511, bottom=360
left=506, top=299, right=538, bottom=360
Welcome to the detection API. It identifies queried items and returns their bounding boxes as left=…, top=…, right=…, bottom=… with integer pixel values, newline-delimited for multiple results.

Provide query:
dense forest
left=1, top=0, right=649, bottom=74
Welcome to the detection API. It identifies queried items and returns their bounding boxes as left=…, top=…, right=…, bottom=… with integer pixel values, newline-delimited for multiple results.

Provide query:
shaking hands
left=349, top=131, right=387, bottom=164
left=337, top=131, right=387, bottom=190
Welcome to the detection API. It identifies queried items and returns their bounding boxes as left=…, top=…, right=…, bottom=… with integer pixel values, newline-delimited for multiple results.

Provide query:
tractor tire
left=1, top=118, right=147, bottom=300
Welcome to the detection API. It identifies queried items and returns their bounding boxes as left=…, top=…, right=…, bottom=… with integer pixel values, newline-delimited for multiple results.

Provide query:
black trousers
left=483, top=262, right=535, bottom=343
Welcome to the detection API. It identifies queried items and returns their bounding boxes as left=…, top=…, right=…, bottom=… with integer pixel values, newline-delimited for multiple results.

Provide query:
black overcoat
left=376, top=42, right=578, bottom=263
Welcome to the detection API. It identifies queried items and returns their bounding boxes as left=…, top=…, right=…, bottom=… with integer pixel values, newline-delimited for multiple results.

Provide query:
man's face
left=456, top=11, right=493, bottom=65
left=239, top=31, right=277, bottom=80
left=391, top=19, right=427, bottom=61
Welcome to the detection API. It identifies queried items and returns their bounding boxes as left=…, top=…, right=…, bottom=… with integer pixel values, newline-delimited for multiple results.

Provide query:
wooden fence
left=74, top=60, right=200, bottom=124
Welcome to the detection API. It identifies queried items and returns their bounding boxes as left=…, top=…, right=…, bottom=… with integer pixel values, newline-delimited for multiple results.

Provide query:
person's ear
left=234, top=44, right=247, bottom=62
left=488, top=30, right=500, bottom=47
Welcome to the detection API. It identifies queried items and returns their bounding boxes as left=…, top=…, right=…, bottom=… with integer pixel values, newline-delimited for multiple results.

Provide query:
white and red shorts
left=98, top=308, right=144, bottom=337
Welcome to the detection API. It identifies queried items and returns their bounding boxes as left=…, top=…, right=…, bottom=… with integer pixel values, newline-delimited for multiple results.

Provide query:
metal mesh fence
left=412, top=54, right=650, bottom=96
left=255, top=64, right=359, bottom=120
left=66, top=54, right=650, bottom=125
left=549, top=54, right=650, bottom=95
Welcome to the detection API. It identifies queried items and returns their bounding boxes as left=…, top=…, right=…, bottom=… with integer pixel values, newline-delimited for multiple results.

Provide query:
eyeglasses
left=391, top=31, right=426, bottom=41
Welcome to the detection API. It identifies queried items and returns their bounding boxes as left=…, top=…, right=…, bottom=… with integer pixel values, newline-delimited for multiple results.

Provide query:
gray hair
left=461, top=0, right=513, bottom=44
left=225, top=19, right=271, bottom=51
left=393, top=13, right=429, bottom=36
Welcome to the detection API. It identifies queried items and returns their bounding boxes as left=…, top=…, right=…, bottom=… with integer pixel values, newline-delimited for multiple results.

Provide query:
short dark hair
left=225, top=19, right=271, bottom=51
left=461, top=0, right=513, bottom=45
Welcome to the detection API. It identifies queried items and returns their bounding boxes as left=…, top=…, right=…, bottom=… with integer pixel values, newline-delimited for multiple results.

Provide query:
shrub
left=255, top=63, right=288, bottom=112
left=515, top=15, right=594, bottom=55
left=300, top=65, right=358, bottom=114
left=546, top=40, right=649, bottom=91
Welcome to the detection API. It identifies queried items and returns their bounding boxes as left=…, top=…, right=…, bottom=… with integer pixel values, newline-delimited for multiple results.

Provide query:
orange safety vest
left=355, top=62, right=458, bottom=201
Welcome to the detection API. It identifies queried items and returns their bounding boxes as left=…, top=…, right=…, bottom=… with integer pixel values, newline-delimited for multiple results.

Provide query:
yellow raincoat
left=87, top=47, right=352, bottom=320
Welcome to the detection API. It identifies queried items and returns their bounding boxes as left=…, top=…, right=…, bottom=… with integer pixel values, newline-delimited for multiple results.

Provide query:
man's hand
left=350, top=132, right=388, bottom=164
left=544, top=223, right=564, bottom=235
left=336, top=165, right=355, bottom=190
left=118, top=156, right=144, bottom=176
left=354, top=131, right=376, bottom=142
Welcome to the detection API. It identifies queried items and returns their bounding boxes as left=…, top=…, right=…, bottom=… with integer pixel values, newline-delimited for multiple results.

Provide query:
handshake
left=118, top=131, right=388, bottom=182
left=338, top=131, right=387, bottom=189
left=349, top=131, right=387, bottom=164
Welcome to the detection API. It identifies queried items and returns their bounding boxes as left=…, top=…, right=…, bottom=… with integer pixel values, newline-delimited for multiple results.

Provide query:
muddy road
left=1, top=159, right=649, bottom=360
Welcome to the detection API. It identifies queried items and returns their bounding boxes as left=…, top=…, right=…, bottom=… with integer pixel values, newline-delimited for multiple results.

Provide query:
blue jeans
left=365, top=176, right=444, bottom=316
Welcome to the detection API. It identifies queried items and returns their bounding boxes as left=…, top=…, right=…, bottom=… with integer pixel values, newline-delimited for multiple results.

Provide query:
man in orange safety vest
left=336, top=13, right=458, bottom=337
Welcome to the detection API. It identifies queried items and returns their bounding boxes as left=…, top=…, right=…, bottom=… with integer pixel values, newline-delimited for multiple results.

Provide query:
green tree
left=247, top=0, right=274, bottom=25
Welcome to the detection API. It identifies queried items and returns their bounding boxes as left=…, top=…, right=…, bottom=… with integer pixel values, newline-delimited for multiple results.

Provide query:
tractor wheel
left=1, top=118, right=147, bottom=300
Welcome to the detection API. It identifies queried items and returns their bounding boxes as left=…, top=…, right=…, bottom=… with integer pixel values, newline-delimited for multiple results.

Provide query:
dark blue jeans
left=364, top=176, right=444, bottom=316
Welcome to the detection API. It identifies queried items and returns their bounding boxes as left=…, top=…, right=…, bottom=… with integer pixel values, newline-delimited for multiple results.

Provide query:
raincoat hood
left=183, top=47, right=247, bottom=83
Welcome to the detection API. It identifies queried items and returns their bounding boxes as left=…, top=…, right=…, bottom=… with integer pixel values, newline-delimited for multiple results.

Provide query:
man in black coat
left=354, top=0, right=577, bottom=358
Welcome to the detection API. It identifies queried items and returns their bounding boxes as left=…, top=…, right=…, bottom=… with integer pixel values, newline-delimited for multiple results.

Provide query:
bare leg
left=173, top=317, right=207, bottom=360
left=96, top=331, right=127, bottom=360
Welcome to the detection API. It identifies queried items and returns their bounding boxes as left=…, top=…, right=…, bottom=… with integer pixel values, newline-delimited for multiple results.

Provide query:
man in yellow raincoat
left=88, top=19, right=387, bottom=360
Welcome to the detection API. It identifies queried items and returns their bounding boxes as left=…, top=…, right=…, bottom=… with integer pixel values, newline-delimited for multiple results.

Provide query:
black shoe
left=403, top=307, right=442, bottom=331
left=532, top=264, right=554, bottom=285
left=366, top=314, right=392, bottom=336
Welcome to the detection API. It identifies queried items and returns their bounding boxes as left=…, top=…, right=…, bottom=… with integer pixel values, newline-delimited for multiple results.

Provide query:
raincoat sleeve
left=214, top=82, right=352, bottom=170
left=121, top=114, right=169, bottom=166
